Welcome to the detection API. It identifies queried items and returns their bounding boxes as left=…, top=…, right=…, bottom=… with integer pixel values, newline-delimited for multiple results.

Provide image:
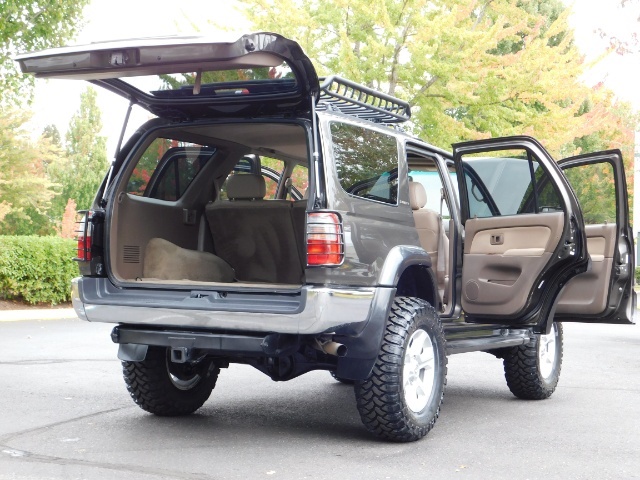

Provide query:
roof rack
left=317, top=76, right=411, bottom=124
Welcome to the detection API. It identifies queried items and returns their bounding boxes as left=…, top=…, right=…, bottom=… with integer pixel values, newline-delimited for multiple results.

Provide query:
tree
left=49, top=87, right=108, bottom=220
left=43, top=124, right=62, bottom=147
left=0, top=0, right=89, bottom=106
left=238, top=0, right=633, bottom=158
left=240, top=0, right=636, bottom=222
left=0, top=110, right=59, bottom=235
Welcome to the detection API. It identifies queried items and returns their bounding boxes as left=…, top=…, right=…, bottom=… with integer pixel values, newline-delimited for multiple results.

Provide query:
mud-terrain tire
left=122, top=346, right=219, bottom=416
left=330, top=370, right=355, bottom=385
left=503, top=322, right=563, bottom=400
left=354, top=297, right=447, bottom=442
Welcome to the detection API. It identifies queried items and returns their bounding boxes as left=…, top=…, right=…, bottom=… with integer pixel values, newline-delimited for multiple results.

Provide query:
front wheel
left=122, top=346, right=219, bottom=416
left=502, top=322, right=563, bottom=400
left=354, top=297, right=447, bottom=442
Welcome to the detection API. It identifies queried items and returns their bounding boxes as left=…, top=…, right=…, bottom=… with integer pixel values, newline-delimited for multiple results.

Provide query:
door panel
left=557, top=151, right=635, bottom=324
left=556, top=224, right=615, bottom=315
left=453, top=136, right=588, bottom=326
left=462, top=213, right=563, bottom=316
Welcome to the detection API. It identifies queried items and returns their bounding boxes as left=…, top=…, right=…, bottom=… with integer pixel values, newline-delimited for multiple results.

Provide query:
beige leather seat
left=409, top=181, right=449, bottom=305
left=205, top=174, right=303, bottom=284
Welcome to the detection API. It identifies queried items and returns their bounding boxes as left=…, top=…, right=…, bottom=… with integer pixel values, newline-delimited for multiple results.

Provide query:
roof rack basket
left=317, top=76, right=411, bottom=124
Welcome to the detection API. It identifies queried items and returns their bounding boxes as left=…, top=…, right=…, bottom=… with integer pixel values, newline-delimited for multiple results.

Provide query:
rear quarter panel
left=305, top=116, right=419, bottom=287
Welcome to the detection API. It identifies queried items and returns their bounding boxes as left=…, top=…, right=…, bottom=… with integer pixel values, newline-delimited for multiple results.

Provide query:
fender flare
left=335, top=246, right=438, bottom=380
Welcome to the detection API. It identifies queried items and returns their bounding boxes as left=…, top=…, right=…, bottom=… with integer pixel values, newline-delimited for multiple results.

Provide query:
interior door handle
left=490, top=234, right=504, bottom=245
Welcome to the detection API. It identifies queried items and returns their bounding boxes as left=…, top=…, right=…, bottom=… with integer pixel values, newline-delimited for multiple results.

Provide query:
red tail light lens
left=75, top=211, right=93, bottom=262
left=306, top=212, right=344, bottom=266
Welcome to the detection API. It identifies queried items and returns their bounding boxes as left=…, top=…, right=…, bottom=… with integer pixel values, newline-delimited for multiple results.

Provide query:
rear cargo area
left=107, top=121, right=310, bottom=288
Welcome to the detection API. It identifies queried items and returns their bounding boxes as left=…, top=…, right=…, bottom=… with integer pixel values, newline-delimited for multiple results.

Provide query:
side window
left=260, top=157, right=285, bottom=199
left=289, top=164, right=309, bottom=200
left=461, top=149, right=562, bottom=218
left=408, top=158, right=456, bottom=219
left=127, top=138, right=212, bottom=201
left=563, top=162, right=616, bottom=225
left=330, top=122, right=399, bottom=205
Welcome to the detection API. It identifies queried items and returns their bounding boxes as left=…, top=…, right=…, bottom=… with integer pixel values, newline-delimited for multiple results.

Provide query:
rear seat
left=205, top=174, right=303, bottom=284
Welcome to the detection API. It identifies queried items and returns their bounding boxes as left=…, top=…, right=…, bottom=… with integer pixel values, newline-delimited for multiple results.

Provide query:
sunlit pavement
left=0, top=318, right=638, bottom=479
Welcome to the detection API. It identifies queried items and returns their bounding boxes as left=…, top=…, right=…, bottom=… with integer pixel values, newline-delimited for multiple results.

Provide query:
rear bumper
left=71, top=277, right=393, bottom=335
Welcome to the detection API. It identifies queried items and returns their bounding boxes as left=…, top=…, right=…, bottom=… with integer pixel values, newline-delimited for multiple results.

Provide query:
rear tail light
left=306, top=212, right=344, bottom=266
left=75, top=210, right=93, bottom=262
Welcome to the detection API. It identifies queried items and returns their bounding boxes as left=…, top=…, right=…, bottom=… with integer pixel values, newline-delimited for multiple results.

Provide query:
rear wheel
left=354, top=297, right=447, bottom=442
left=502, top=322, right=563, bottom=399
left=122, top=346, right=219, bottom=416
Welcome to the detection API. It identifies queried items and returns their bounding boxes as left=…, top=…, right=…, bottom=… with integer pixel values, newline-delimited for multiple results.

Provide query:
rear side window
left=127, top=138, right=213, bottom=201
left=330, top=122, right=399, bottom=205
left=563, top=162, right=616, bottom=225
left=289, top=164, right=309, bottom=200
left=461, top=149, right=562, bottom=218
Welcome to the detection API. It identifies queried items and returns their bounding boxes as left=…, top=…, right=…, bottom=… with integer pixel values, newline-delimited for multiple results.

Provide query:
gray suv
left=17, top=32, right=636, bottom=442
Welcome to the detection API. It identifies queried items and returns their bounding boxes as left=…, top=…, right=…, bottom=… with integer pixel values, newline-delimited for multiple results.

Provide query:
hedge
left=0, top=236, right=78, bottom=305
left=636, top=267, right=640, bottom=285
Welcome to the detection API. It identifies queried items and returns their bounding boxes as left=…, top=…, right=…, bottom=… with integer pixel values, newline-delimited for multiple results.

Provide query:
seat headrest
left=409, top=182, right=427, bottom=210
left=226, top=174, right=266, bottom=200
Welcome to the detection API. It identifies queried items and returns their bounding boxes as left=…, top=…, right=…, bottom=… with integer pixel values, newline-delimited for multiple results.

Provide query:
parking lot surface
left=0, top=317, right=638, bottom=479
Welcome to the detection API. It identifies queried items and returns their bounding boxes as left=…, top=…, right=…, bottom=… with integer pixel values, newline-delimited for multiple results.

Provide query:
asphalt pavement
left=0, top=315, right=638, bottom=480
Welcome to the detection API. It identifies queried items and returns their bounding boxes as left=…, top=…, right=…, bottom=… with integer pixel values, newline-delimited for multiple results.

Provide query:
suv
left=17, top=32, right=636, bottom=442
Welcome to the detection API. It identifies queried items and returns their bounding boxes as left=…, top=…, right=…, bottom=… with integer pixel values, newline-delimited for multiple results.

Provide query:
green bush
left=0, top=236, right=78, bottom=305
left=636, top=267, right=640, bottom=285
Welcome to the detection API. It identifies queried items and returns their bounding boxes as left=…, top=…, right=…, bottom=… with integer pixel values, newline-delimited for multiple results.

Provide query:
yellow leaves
left=0, top=202, right=10, bottom=224
left=0, top=108, right=58, bottom=231
left=243, top=0, right=634, bottom=157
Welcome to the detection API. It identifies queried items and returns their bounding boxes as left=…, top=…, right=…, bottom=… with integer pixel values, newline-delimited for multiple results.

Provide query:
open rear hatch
left=17, top=33, right=322, bottom=295
left=16, top=32, right=319, bottom=121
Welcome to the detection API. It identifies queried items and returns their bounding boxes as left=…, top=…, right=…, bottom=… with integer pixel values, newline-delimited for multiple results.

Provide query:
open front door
left=556, top=150, right=636, bottom=324
left=453, top=136, right=589, bottom=328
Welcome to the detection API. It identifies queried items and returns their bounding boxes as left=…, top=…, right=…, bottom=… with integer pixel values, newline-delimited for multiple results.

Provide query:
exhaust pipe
left=315, top=340, right=348, bottom=357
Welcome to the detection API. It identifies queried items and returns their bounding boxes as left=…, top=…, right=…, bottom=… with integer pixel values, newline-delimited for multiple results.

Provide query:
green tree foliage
left=49, top=87, right=109, bottom=218
left=564, top=162, right=617, bottom=225
left=0, top=0, right=89, bottom=106
left=42, top=124, right=62, bottom=147
left=0, top=235, right=77, bottom=304
left=240, top=0, right=636, bottom=222
left=0, top=110, right=59, bottom=235
left=239, top=0, right=633, bottom=155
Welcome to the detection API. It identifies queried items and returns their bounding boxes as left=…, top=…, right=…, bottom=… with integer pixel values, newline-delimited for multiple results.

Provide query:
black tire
left=330, top=370, right=355, bottom=385
left=354, top=297, right=447, bottom=442
left=122, top=346, right=219, bottom=416
left=503, top=322, right=563, bottom=400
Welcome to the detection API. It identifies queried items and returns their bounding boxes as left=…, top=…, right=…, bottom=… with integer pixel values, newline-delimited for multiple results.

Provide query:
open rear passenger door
left=453, top=136, right=589, bottom=330
left=556, top=150, right=636, bottom=324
